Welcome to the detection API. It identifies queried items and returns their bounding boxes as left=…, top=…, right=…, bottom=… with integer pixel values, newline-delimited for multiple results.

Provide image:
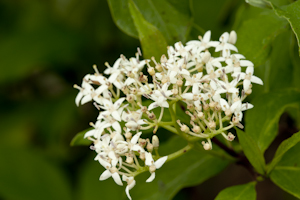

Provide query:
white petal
left=146, top=172, right=156, bottom=182
left=84, top=129, right=96, bottom=138
left=112, top=121, right=122, bottom=133
left=154, top=156, right=168, bottom=169
left=81, top=95, right=92, bottom=105
left=231, top=101, right=242, bottom=113
left=241, top=103, right=254, bottom=111
left=98, top=158, right=111, bottom=168
left=148, top=102, right=158, bottom=110
left=75, top=92, right=83, bottom=106
left=243, top=79, right=251, bottom=91
left=112, top=172, right=123, bottom=186
left=131, top=144, right=145, bottom=152
left=246, top=66, right=254, bottom=75
left=220, top=99, right=229, bottom=111
left=131, top=132, right=142, bottom=144
left=125, top=185, right=132, bottom=200
left=203, top=30, right=211, bottom=43
left=145, top=152, right=154, bottom=166
left=251, top=76, right=263, bottom=85
left=99, top=170, right=111, bottom=181
left=112, top=111, right=121, bottom=121
left=240, top=60, right=253, bottom=67
left=181, top=93, right=193, bottom=100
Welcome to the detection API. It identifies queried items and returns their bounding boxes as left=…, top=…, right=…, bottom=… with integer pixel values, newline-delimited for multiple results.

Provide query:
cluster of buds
left=74, top=30, right=263, bottom=199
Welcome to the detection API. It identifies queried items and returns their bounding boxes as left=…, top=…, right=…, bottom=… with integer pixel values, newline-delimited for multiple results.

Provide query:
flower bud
left=148, top=112, right=156, bottom=120
left=180, top=124, right=190, bottom=133
left=139, top=152, right=145, bottom=161
left=227, top=132, right=235, bottom=141
left=228, top=31, right=237, bottom=44
left=197, top=112, right=204, bottom=119
left=126, top=94, right=135, bottom=103
left=208, top=121, right=216, bottom=129
left=139, top=138, right=147, bottom=148
left=202, top=141, right=212, bottom=150
left=176, top=79, right=183, bottom=87
left=126, top=156, right=134, bottom=164
left=192, top=125, right=200, bottom=133
left=147, top=143, right=154, bottom=152
left=155, top=63, right=163, bottom=72
left=148, top=67, right=155, bottom=76
left=125, top=131, right=132, bottom=140
left=152, top=135, right=159, bottom=148
left=202, top=51, right=211, bottom=63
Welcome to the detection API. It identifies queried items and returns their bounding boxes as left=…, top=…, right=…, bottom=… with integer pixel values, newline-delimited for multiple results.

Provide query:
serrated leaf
left=215, top=182, right=257, bottom=200
left=70, top=128, right=93, bottom=146
left=245, top=89, right=300, bottom=153
left=267, top=131, right=300, bottom=174
left=107, top=0, right=192, bottom=44
left=268, top=0, right=300, bottom=55
left=270, top=143, right=300, bottom=199
left=236, top=129, right=265, bottom=175
left=128, top=0, right=168, bottom=59
left=235, top=10, right=287, bottom=66
left=0, top=146, right=72, bottom=200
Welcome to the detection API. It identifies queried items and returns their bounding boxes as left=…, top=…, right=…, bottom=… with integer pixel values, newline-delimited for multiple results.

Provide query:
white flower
left=122, top=175, right=136, bottom=200
left=99, top=159, right=123, bottom=186
left=215, top=32, right=238, bottom=57
left=186, top=30, right=219, bottom=53
left=232, top=66, right=263, bottom=91
left=148, top=83, right=173, bottom=110
left=99, top=98, right=126, bottom=121
left=145, top=152, right=168, bottom=182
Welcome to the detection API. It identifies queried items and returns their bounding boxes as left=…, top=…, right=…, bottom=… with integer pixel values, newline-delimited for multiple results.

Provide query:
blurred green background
left=0, top=0, right=298, bottom=200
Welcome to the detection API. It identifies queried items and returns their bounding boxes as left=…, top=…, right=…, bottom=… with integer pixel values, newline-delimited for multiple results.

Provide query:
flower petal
left=154, top=156, right=168, bottom=169
left=99, top=170, right=111, bottom=181
left=146, top=172, right=156, bottom=183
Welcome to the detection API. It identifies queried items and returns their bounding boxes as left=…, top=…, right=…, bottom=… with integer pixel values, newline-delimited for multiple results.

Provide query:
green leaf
left=128, top=0, right=168, bottom=59
left=245, top=89, right=300, bottom=153
left=130, top=136, right=230, bottom=200
left=236, top=129, right=265, bottom=175
left=215, top=182, right=257, bottom=200
left=0, top=146, right=72, bottom=200
left=268, top=131, right=300, bottom=174
left=107, top=0, right=192, bottom=44
left=270, top=143, right=300, bottom=199
left=235, top=10, right=287, bottom=66
left=268, top=0, right=300, bottom=55
left=70, top=128, right=93, bottom=146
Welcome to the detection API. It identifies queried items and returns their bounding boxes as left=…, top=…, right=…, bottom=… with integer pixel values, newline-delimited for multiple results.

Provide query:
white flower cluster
left=74, top=30, right=263, bottom=199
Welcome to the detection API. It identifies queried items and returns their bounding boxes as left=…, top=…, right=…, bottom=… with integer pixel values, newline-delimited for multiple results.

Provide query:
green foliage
left=70, top=128, right=93, bottom=146
left=267, top=131, right=300, bottom=174
left=235, top=10, right=287, bottom=66
left=268, top=0, right=300, bottom=55
left=128, top=0, right=168, bottom=59
left=3, top=0, right=300, bottom=199
left=270, top=143, right=300, bottom=199
left=236, top=129, right=265, bottom=175
left=245, top=89, right=300, bottom=153
left=107, top=0, right=192, bottom=44
left=215, top=182, right=257, bottom=200
left=0, top=146, right=72, bottom=200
